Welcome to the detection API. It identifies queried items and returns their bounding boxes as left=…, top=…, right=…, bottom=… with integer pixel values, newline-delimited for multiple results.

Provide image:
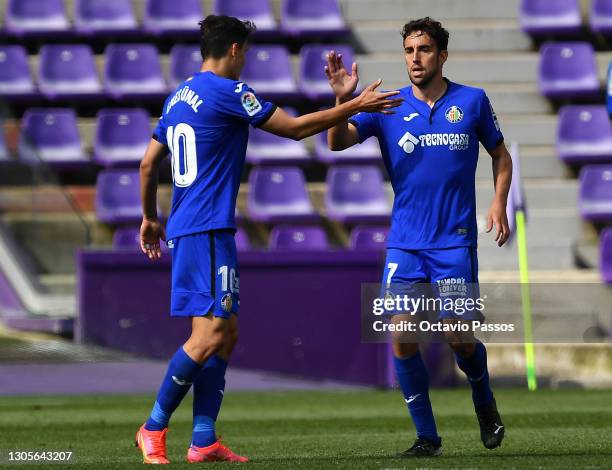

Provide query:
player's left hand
left=486, top=201, right=510, bottom=247
left=140, top=217, right=166, bottom=260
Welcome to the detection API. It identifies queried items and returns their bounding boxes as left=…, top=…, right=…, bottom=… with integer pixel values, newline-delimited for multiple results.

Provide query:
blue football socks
left=455, top=342, right=494, bottom=407
left=394, top=352, right=441, bottom=444
left=192, top=355, right=228, bottom=447
left=145, top=346, right=202, bottom=431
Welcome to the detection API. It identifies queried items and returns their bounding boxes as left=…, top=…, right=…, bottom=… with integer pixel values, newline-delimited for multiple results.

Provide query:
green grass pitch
left=0, top=389, right=611, bottom=469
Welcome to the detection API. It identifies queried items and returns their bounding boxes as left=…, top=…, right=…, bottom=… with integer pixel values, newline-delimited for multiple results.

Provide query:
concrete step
left=477, top=240, right=575, bottom=269
left=499, top=114, right=557, bottom=146
left=340, top=0, right=521, bottom=21
left=476, top=145, right=567, bottom=179
left=352, top=20, right=531, bottom=54
left=476, top=179, right=578, bottom=209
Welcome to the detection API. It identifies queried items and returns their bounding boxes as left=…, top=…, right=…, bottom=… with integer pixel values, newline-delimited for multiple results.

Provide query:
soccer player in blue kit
left=326, top=18, right=513, bottom=457
left=134, top=15, right=402, bottom=464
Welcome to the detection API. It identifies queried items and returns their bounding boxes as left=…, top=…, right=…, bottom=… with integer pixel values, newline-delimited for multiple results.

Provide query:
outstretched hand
left=356, top=79, right=404, bottom=114
left=325, top=50, right=359, bottom=101
left=140, top=217, right=166, bottom=260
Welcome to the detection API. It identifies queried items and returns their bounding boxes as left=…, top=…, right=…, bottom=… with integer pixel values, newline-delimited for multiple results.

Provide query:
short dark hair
left=401, top=17, right=449, bottom=52
left=199, top=15, right=256, bottom=60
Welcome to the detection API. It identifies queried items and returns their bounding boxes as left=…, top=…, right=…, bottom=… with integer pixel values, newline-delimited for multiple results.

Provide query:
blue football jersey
left=153, top=71, right=276, bottom=240
left=349, top=79, right=503, bottom=250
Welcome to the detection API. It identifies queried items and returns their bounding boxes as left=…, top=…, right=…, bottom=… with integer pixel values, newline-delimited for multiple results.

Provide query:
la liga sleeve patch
left=241, top=91, right=262, bottom=116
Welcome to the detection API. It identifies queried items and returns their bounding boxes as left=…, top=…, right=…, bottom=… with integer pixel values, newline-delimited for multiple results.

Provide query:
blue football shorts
left=381, top=246, right=483, bottom=321
left=168, top=229, right=240, bottom=319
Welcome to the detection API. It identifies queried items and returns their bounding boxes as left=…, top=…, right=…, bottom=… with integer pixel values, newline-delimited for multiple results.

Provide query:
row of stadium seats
left=0, top=43, right=354, bottom=101
left=1, top=0, right=347, bottom=38
left=6, top=107, right=380, bottom=167
left=112, top=225, right=389, bottom=252
left=96, top=167, right=391, bottom=225
left=521, top=0, right=612, bottom=36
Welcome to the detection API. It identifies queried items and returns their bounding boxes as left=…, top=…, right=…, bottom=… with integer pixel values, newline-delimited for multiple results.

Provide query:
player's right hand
left=356, top=79, right=403, bottom=114
left=325, top=50, right=359, bottom=101
left=140, top=217, right=166, bottom=260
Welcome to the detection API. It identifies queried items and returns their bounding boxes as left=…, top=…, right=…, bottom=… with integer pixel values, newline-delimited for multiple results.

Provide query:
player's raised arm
left=259, top=78, right=401, bottom=141
left=139, top=138, right=168, bottom=260
left=325, top=50, right=365, bottom=151
left=486, top=142, right=512, bottom=247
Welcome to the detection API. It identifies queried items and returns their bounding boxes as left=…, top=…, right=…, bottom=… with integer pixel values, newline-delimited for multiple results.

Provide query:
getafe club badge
left=241, top=92, right=262, bottom=116
left=445, top=106, right=464, bottom=123
left=221, top=293, right=233, bottom=313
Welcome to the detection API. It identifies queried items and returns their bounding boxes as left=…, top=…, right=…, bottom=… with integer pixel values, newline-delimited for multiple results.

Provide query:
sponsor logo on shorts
left=221, top=293, right=233, bottom=313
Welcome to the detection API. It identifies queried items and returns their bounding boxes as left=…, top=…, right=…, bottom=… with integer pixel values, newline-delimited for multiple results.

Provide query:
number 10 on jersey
left=167, top=124, right=197, bottom=187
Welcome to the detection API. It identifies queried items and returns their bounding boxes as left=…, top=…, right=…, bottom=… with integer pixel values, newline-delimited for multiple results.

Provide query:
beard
left=408, top=66, right=438, bottom=89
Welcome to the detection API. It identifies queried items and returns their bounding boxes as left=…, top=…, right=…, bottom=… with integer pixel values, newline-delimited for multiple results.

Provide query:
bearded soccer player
left=326, top=17, right=512, bottom=456
left=135, top=15, right=402, bottom=464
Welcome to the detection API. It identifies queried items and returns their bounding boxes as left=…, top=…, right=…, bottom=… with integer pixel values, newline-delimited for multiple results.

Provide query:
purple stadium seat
left=281, top=0, right=347, bottom=37
left=169, top=45, right=201, bottom=89
left=96, top=169, right=143, bottom=224
left=539, top=42, right=600, bottom=100
left=592, top=0, right=612, bottom=35
left=300, top=44, right=354, bottom=100
left=0, top=46, right=35, bottom=97
left=38, top=45, right=102, bottom=100
left=94, top=108, right=151, bottom=167
left=600, top=228, right=612, bottom=283
left=235, top=228, right=251, bottom=251
left=241, top=46, right=299, bottom=100
left=579, top=165, right=612, bottom=222
left=105, top=44, right=166, bottom=99
left=349, top=225, right=389, bottom=250
left=520, top=0, right=581, bottom=36
left=143, top=0, right=202, bottom=35
left=5, top=0, right=69, bottom=36
left=246, top=107, right=309, bottom=165
left=247, top=167, right=318, bottom=223
left=75, top=0, right=137, bottom=36
left=325, top=166, right=390, bottom=223
left=314, top=129, right=381, bottom=164
left=19, top=109, right=88, bottom=167
left=269, top=225, right=330, bottom=250
left=557, top=105, right=612, bottom=164
left=212, top=0, right=277, bottom=34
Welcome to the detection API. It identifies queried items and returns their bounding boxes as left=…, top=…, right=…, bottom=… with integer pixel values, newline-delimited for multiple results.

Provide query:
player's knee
left=392, top=341, right=419, bottom=359
left=447, top=340, right=475, bottom=357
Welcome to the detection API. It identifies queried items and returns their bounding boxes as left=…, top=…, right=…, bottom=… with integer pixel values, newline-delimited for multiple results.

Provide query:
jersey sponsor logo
left=241, top=91, right=262, bottom=116
left=221, top=293, right=233, bottom=313
left=403, top=113, right=419, bottom=122
left=445, top=105, right=464, bottom=123
left=398, top=131, right=470, bottom=154
left=166, top=86, right=203, bottom=114
left=398, top=131, right=420, bottom=154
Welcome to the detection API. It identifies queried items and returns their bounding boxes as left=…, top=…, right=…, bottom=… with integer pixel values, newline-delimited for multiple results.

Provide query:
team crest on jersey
left=445, top=106, right=464, bottom=123
left=241, top=92, right=262, bottom=116
left=221, top=293, right=233, bottom=313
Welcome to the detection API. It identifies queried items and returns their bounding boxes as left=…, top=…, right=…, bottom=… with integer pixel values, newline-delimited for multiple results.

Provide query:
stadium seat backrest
left=558, top=105, right=612, bottom=143
left=600, top=228, right=612, bottom=283
left=326, top=166, right=386, bottom=204
left=21, top=108, right=81, bottom=150
left=349, top=226, right=389, bottom=250
left=249, top=167, right=310, bottom=205
left=300, top=44, right=354, bottom=84
left=281, top=0, right=345, bottom=31
left=96, top=169, right=142, bottom=224
left=169, top=45, right=202, bottom=88
left=75, top=0, right=137, bottom=32
left=144, top=0, right=202, bottom=31
left=0, top=46, right=34, bottom=94
left=241, top=45, right=295, bottom=91
left=39, top=45, right=100, bottom=92
left=105, top=44, right=165, bottom=90
left=212, top=0, right=276, bottom=30
left=235, top=228, right=251, bottom=251
left=269, top=225, right=329, bottom=250
left=6, top=0, right=69, bottom=32
left=94, top=108, right=151, bottom=165
left=579, top=165, right=612, bottom=221
left=540, top=42, right=597, bottom=82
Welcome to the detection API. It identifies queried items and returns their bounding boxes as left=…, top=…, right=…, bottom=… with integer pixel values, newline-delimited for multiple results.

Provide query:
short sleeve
left=219, top=81, right=277, bottom=127
left=477, top=91, right=504, bottom=150
left=348, top=112, right=379, bottom=143
left=152, top=115, right=168, bottom=146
